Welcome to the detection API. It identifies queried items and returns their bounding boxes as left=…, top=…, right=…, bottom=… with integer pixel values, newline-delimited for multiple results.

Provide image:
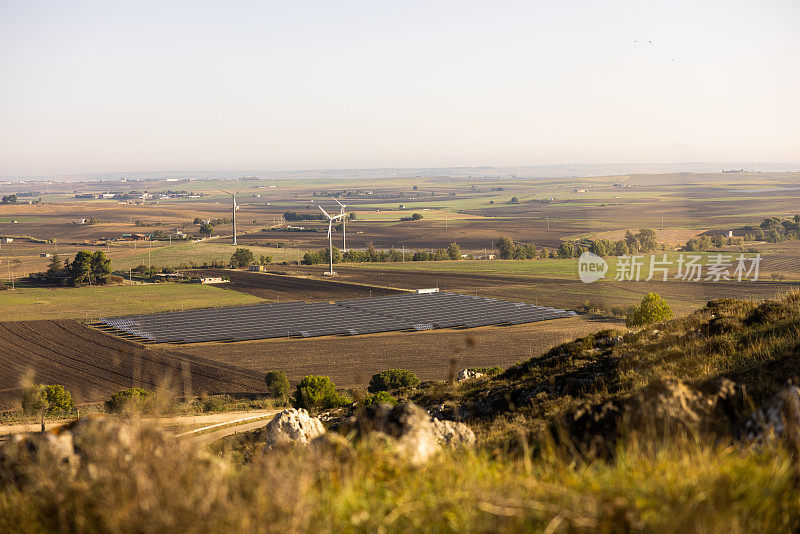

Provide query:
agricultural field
left=0, top=283, right=262, bottom=321
left=0, top=320, right=265, bottom=410
left=239, top=263, right=800, bottom=316
left=172, top=315, right=621, bottom=388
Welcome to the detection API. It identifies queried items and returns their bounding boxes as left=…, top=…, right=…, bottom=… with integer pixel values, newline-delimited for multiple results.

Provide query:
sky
left=0, top=0, right=798, bottom=177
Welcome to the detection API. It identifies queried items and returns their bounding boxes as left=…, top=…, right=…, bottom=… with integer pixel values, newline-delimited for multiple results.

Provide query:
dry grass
left=1, top=417, right=797, bottom=533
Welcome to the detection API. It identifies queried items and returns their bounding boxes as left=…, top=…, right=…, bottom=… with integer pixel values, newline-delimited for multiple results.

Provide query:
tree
left=614, top=240, right=629, bottom=256
left=193, top=217, right=203, bottom=224
left=70, top=251, right=93, bottom=285
left=497, top=236, right=516, bottom=259
left=259, top=254, right=272, bottom=266
left=22, top=384, right=74, bottom=431
left=446, top=242, right=461, bottom=260
left=626, top=293, right=673, bottom=328
left=265, top=371, right=290, bottom=402
left=46, top=254, right=63, bottom=277
left=90, top=251, right=111, bottom=283
left=411, top=213, right=423, bottom=220
left=636, top=228, right=658, bottom=252
left=590, top=239, right=614, bottom=257
left=230, top=247, right=255, bottom=268
left=1, top=194, right=17, bottom=205
left=557, top=242, right=576, bottom=259
left=199, top=223, right=214, bottom=237
left=508, top=197, right=519, bottom=204
left=412, top=185, right=419, bottom=190
left=368, top=369, right=420, bottom=393
left=624, top=230, right=639, bottom=253
left=293, top=375, right=349, bottom=413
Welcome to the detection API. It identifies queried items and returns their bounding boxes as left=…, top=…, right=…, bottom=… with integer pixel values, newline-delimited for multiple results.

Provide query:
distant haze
left=1, top=1, right=798, bottom=177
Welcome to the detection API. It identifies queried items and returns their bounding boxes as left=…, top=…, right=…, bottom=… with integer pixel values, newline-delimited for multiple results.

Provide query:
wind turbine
left=219, top=189, right=241, bottom=245
left=332, top=197, right=348, bottom=252
left=318, top=204, right=344, bottom=276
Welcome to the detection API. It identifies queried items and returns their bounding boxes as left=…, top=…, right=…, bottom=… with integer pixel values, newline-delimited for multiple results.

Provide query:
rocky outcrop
left=0, top=415, right=177, bottom=486
left=259, top=409, right=325, bottom=449
left=431, top=418, right=476, bottom=447
left=740, top=386, right=800, bottom=443
left=458, top=369, right=485, bottom=382
left=339, top=402, right=474, bottom=464
left=564, top=378, right=747, bottom=455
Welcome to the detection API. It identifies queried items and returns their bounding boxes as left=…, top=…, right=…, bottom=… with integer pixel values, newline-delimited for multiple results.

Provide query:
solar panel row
left=98, top=292, right=576, bottom=344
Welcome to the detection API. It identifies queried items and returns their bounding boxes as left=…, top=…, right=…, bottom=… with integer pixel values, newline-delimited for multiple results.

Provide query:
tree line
left=40, top=251, right=112, bottom=285
left=302, top=243, right=466, bottom=265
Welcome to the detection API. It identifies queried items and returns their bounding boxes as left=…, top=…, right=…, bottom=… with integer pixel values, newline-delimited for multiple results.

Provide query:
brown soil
left=0, top=320, right=266, bottom=410
left=172, top=315, right=622, bottom=388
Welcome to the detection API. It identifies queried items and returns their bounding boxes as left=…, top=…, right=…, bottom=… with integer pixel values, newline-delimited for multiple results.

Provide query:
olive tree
left=22, top=384, right=75, bottom=432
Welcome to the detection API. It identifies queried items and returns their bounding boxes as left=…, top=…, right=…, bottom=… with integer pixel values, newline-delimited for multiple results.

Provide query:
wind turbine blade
left=332, top=197, right=345, bottom=207
left=317, top=205, right=332, bottom=219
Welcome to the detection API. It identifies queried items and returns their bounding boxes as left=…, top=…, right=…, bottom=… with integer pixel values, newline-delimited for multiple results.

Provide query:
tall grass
left=1, top=417, right=798, bottom=533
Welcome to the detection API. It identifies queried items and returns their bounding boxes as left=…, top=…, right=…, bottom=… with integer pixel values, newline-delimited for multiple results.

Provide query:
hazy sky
left=1, top=0, right=798, bottom=176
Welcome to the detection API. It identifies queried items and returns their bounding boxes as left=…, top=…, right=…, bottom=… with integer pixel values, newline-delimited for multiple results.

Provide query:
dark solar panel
left=97, top=292, right=577, bottom=343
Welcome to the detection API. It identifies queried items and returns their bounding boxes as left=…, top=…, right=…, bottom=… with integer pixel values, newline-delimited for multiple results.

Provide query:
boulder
left=260, top=409, right=325, bottom=449
left=740, top=386, right=800, bottom=443
left=340, top=402, right=474, bottom=464
left=0, top=415, right=176, bottom=486
left=458, top=369, right=485, bottom=382
left=0, top=430, right=79, bottom=485
left=431, top=418, right=476, bottom=447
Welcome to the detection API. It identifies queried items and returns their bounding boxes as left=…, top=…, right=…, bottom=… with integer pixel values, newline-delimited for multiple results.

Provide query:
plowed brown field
left=173, top=315, right=622, bottom=388
left=0, top=320, right=266, bottom=410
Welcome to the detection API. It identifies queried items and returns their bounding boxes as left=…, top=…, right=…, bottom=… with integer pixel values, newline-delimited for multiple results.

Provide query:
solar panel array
left=97, top=292, right=576, bottom=344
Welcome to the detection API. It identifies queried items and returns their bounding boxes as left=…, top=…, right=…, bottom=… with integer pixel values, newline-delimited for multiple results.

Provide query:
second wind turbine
left=318, top=204, right=344, bottom=276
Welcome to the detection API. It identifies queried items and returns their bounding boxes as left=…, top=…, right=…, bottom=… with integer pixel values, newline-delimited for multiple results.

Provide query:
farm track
left=0, top=320, right=266, bottom=410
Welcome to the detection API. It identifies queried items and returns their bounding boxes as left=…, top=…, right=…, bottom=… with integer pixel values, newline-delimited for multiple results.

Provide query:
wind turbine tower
left=318, top=204, right=344, bottom=276
left=220, top=189, right=240, bottom=245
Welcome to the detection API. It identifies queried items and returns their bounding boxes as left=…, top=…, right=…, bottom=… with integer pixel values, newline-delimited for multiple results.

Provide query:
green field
left=109, top=240, right=305, bottom=271
left=336, top=253, right=759, bottom=279
left=0, top=283, right=262, bottom=321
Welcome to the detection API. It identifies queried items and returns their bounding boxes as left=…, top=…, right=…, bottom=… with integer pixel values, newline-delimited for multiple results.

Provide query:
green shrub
left=202, top=394, right=233, bottom=413
left=368, top=369, right=420, bottom=393
left=293, top=376, right=350, bottom=412
left=106, top=388, right=156, bottom=415
left=362, top=390, right=397, bottom=406
left=265, top=371, right=290, bottom=402
left=626, top=293, right=673, bottom=328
